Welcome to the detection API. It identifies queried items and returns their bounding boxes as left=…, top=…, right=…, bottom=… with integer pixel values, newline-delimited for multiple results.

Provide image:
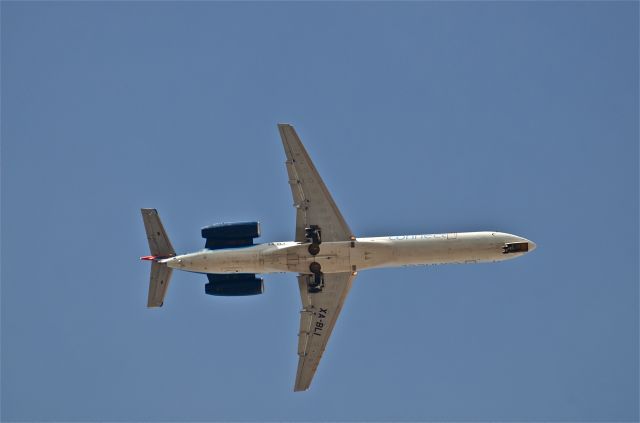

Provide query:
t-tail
left=140, top=208, right=176, bottom=307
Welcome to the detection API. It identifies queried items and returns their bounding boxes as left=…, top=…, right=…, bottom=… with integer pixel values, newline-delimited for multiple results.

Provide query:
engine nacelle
left=201, top=221, right=260, bottom=250
left=205, top=273, right=264, bottom=296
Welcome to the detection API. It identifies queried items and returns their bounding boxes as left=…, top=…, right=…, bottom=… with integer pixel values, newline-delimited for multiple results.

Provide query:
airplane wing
left=278, top=124, right=354, bottom=242
left=278, top=124, right=357, bottom=391
left=295, top=272, right=356, bottom=391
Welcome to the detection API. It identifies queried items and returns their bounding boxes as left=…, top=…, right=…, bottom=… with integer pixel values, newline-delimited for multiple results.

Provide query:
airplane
left=140, top=123, right=536, bottom=392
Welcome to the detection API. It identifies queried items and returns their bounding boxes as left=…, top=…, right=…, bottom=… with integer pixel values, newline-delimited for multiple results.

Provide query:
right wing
left=278, top=124, right=354, bottom=242
left=295, top=272, right=356, bottom=391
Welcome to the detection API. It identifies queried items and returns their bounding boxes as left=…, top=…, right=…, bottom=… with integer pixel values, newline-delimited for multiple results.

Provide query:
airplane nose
left=527, top=240, right=537, bottom=251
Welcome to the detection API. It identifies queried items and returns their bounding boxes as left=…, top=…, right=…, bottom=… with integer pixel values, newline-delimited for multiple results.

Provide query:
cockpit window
left=503, top=242, right=529, bottom=254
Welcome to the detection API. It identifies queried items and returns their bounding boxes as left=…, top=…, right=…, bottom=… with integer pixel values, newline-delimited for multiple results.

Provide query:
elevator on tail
left=140, top=124, right=536, bottom=391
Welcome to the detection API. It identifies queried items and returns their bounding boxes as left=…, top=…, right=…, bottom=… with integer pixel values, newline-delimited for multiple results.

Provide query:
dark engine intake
left=201, top=221, right=260, bottom=250
left=205, top=274, right=264, bottom=296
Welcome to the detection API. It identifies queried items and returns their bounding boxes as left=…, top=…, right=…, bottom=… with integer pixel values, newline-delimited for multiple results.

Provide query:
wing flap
left=297, top=309, right=314, bottom=356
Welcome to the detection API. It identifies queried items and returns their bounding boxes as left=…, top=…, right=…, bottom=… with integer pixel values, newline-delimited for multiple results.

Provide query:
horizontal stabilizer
left=141, top=208, right=176, bottom=307
left=141, top=208, right=175, bottom=257
left=147, top=262, right=174, bottom=307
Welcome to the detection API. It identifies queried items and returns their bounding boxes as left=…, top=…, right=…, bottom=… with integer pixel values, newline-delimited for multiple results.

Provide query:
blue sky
left=2, top=1, right=638, bottom=421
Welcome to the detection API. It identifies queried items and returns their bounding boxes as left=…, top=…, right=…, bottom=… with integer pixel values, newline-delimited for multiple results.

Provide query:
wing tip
left=277, top=123, right=295, bottom=133
left=293, top=383, right=309, bottom=392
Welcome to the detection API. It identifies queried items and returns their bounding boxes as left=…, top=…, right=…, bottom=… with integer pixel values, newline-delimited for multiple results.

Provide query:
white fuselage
left=163, top=231, right=535, bottom=275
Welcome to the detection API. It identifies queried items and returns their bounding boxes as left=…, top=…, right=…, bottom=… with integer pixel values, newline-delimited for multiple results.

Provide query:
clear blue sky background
left=2, top=2, right=638, bottom=421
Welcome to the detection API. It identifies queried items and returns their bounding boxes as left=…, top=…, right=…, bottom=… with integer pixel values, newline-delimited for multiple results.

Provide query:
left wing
left=278, top=124, right=354, bottom=242
left=295, top=272, right=356, bottom=391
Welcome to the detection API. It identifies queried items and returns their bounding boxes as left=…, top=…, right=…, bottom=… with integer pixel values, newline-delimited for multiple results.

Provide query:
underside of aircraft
left=140, top=124, right=536, bottom=391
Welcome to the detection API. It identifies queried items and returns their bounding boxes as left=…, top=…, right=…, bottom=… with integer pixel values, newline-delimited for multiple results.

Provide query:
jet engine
left=201, top=222, right=264, bottom=296
left=201, top=221, right=260, bottom=250
left=205, top=273, right=264, bottom=296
